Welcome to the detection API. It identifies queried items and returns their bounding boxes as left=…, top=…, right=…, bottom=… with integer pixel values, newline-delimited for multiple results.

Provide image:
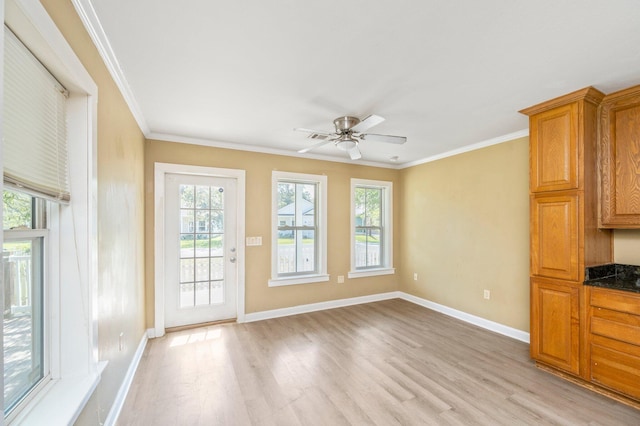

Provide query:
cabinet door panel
left=530, top=104, right=578, bottom=192
left=531, top=193, right=580, bottom=280
left=600, top=85, right=640, bottom=227
left=531, top=278, right=581, bottom=375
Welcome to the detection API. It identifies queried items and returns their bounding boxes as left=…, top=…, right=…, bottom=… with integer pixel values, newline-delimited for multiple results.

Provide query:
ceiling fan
left=295, top=114, right=407, bottom=160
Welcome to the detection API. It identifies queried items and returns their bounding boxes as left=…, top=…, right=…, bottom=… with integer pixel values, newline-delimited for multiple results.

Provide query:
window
left=1, top=1, right=99, bottom=424
left=349, top=179, right=394, bottom=278
left=270, top=172, right=328, bottom=286
left=2, top=190, right=48, bottom=417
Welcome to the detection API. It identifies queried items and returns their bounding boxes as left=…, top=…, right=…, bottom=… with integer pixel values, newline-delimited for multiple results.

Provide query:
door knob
left=229, top=256, right=236, bottom=263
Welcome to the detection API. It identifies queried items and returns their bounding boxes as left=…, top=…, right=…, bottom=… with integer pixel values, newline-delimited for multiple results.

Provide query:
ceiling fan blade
left=294, top=128, right=333, bottom=140
left=348, top=145, right=362, bottom=160
left=361, top=133, right=407, bottom=144
left=351, top=114, right=385, bottom=133
left=298, top=139, right=332, bottom=153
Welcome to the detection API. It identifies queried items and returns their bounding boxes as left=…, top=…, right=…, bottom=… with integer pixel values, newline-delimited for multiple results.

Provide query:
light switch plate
left=246, top=236, right=262, bottom=246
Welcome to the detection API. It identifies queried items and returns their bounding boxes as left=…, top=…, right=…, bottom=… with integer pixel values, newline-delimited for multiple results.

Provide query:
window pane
left=277, top=229, right=295, bottom=274
left=300, top=230, right=315, bottom=272
left=180, top=235, right=195, bottom=258
left=195, top=185, right=210, bottom=209
left=211, top=187, right=224, bottom=209
left=3, top=237, right=44, bottom=414
left=180, top=209, right=194, bottom=234
left=210, top=257, right=224, bottom=280
left=277, top=182, right=295, bottom=209
left=354, top=187, right=366, bottom=227
left=210, top=210, right=223, bottom=233
left=195, top=258, right=209, bottom=282
left=180, top=258, right=194, bottom=283
left=211, top=234, right=223, bottom=257
left=195, top=282, right=209, bottom=306
left=365, top=188, right=381, bottom=227
left=3, top=190, right=32, bottom=230
left=179, top=283, right=194, bottom=308
left=179, top=185, right=194, bottom=208
left=211, top=281, right=224, bottom=304
left=195, top=234, right=210, bottom=257
left=355, top=228, right=382, bottom=268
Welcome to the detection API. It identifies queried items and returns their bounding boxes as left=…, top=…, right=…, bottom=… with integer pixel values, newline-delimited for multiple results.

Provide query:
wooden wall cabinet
left=599, top=85, right=640, bottom=228
left=531, top=277, right=581, bottom=375
left=521, top=87, right=612, bottom=378
left=529, top=103, right=578, bottom=192
left=530, top=192, right=580, bottom=281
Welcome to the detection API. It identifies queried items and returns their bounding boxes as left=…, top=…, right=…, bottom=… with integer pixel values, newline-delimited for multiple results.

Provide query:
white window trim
left=269, top=171, right=328, bottom=287
left=348, top=178, right=395, bottom=279
left=2, top=0, right=100, bottom=424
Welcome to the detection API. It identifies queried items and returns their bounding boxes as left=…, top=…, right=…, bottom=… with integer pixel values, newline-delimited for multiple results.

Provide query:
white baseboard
left=242, top=291, right=529, bottom=344
left=242, top=291, right=401, bottom=323
left=398, top=292, right=530, bottom=343
left=104, top=329, right=150, bottom=426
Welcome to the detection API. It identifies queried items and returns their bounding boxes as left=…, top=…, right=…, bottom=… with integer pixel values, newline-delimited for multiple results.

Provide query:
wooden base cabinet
left=530, top=278, right=581, bottom=375
left=587, top=287, right=640, bottom=401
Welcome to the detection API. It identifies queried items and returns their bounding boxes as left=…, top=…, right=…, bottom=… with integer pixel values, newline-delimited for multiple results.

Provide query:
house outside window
left=270, top=172, right=328, bottom=286
left=349, top=179, right=395, bottom=278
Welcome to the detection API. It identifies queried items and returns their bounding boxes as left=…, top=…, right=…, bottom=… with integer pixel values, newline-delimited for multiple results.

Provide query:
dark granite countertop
left=584, top=263, right=640, bottom=293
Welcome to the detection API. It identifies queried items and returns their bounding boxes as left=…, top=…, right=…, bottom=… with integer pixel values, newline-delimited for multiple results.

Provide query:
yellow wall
left=40, top=1, right=147, bottom=424
left=614, top=230, right=640, bottom=264
left=144, top=140, right=401, bottom=324
left=399, top=137, right=531, bottom=331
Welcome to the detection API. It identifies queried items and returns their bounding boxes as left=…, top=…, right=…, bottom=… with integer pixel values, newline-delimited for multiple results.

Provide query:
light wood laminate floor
left=117, top=299, right=640, bottom=425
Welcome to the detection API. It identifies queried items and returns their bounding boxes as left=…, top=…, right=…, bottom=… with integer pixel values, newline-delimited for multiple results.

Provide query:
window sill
left=12, top=362, right=106, bottom=426
left=348, top=268, right=395, bottom=279
left=268, top=274, right=330, bottom=287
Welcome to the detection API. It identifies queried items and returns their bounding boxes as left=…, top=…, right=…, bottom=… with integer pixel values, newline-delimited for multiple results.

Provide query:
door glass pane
left=3, top=237, right=44, bottom=414
left=195, top=282, right=209, bottom=306
left=195, top=258, right=209, bottom=282
left=195, top=234, right=210, bottom=257
left=210, top=257, right=224, bottom=280
left=178, top=183, right=226, bottom=309
left=211, top=234, right=223, bottom=257
left=180, top=283, right=194, bottom=308
left=211, top=281, right=224, bottom=304
left=180, top=258, right=194, bottom=283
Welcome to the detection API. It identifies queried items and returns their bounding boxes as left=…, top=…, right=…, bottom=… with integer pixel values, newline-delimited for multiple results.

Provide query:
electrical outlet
left=483, top=289, right=491, bottom=300
left=413, top=273, right=418, bottom=281
left=337, top=275, right=345, bottom=284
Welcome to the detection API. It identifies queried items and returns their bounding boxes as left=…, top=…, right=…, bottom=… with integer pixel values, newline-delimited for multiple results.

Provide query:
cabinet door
left=600, top=85, right=640, bottom=228
left=530, top=103, right=578, bottom=192
left=530, top=278, right=581, bottom=375
left=531, top=192, right=580, bottom=280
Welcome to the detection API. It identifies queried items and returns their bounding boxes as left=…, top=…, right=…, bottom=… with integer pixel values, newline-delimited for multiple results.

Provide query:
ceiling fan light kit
left=295, top=114, right=407, bottom=160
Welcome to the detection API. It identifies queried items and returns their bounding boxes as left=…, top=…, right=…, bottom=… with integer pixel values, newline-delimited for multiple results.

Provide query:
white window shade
left=3, top=26, right=70, bottom=202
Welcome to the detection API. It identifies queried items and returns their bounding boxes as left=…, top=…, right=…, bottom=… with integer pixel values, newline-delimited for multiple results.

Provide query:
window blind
left=3, top=26, right=70, bottom=202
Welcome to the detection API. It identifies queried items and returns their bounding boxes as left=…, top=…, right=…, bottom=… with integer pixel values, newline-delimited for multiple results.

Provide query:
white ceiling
left=82, top=0, right=640, bottom=167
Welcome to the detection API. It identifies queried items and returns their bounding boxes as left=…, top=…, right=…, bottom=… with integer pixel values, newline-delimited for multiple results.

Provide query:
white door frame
left=154, top=162, right=246, bottom=337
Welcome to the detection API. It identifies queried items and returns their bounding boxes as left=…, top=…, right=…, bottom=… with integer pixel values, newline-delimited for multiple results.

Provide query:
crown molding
left=147, top=132, right=401, bottom=169
left=71, top=0, right=150, bottom=135
left=399, top=129, right=529, bottom=169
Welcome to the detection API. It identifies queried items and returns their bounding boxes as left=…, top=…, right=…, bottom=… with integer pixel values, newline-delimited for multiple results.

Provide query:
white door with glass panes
left=164, top=173, right=237, bottom=327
